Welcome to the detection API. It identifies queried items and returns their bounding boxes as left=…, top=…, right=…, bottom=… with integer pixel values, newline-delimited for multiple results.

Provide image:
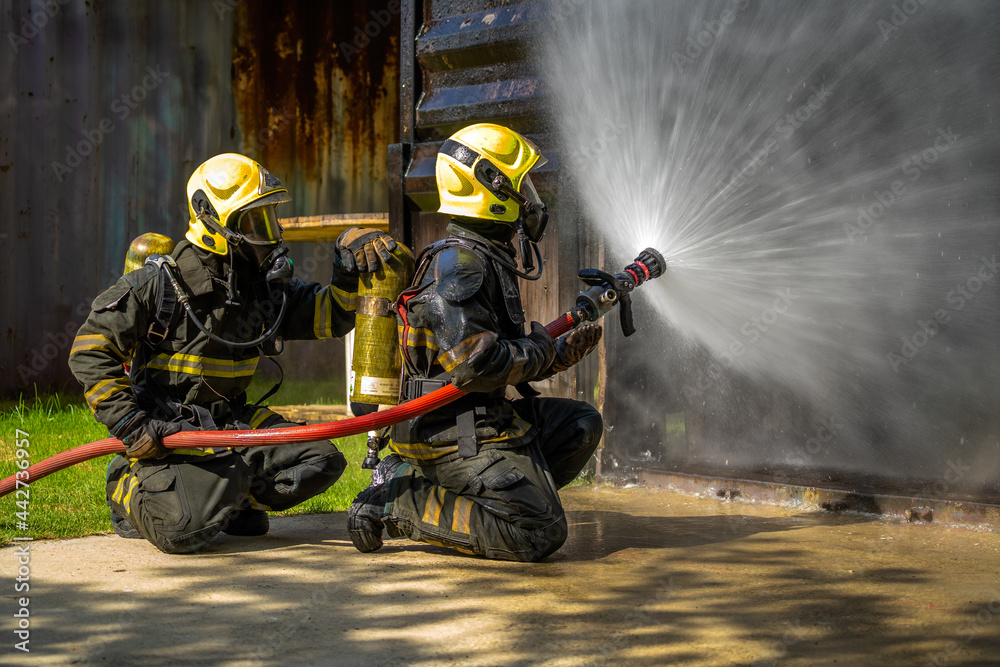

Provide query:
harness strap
left=144, top=255, right=182, bottom=345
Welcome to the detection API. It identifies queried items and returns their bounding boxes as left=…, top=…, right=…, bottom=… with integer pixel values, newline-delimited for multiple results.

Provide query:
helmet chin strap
left=514, top=227, right=544, bottom=281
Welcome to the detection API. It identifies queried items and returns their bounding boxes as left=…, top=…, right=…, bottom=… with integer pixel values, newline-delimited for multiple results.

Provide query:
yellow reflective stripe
left=451, top=497, right=474, bottom=535
left=421, top=486, right=447, bottom=527
left=246, top=494, right=270, bottom=511
left=122, top=477, right=139, bottom=510
left=438, top=331, right=496, bottom=373
left=111, top=476, right=127, bottom=505
left=250, top=407, right=275, bottom=429
left=314, top=288, right=334, bottom=338
left=85, top=378, right=130, bottom=411
left=399, top=325, right=440, bottom=351
left=70, top=334, right=127, bottom=360
left=329, top=285, right=357, bottom=313
left=420, top=537, right=475, bottom=555
left=389, top=440, right=458, bottom=460
left=146, top=353, right=258, bottom=378
left=169, top=448, right=219, bottom=456
left=480, top=414, right=532, bottom=444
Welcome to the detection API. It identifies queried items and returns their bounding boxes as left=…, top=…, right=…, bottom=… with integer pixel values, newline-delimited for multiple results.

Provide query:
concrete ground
left=2, top=486, right=998, bottom=667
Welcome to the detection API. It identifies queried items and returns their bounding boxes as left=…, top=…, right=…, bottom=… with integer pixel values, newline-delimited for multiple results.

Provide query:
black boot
left=347, top=454, right=406, bottom=553
left=222, top=508, right=270, bottom=536
left=110, top=510, right=142, bottom=539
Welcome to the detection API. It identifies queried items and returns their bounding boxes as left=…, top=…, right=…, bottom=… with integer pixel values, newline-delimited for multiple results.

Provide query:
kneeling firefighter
left=69, top=153, right=397, bottom=554
left=348, top=124, right=604, bottom=562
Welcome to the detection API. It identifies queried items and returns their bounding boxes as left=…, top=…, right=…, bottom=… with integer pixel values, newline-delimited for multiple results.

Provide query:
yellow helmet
left=123, top=232, right=175, bottom=274
left=185, top=153, right=292, bottom=256
left=435, top=123, right=548, bottom=230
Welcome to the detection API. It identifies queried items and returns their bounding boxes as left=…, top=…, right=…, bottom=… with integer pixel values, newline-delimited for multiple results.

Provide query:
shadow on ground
left=5, top=487, right=999, bottom=666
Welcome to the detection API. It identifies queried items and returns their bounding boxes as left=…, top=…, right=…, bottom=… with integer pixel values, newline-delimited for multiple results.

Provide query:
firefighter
left=347, top=124, right=604, bottom=562
left=69, top=153, right=396, bottom=554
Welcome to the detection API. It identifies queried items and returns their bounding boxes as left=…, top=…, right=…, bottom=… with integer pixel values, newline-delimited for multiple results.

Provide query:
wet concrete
left=2, top=486, right=998, bottom=666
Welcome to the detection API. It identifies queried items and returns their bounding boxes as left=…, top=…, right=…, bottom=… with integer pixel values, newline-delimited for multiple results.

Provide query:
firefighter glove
left=336, top=227, right=398, bottom=274
left=550, top=323, right=603, bottom=374
left=113, top=410, right=181, bottom=460
left=526, top=321, right=557, bottom=368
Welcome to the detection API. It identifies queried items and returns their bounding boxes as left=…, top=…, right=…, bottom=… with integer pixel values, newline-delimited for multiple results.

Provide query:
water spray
left=0, top=248, right=667, bottom=498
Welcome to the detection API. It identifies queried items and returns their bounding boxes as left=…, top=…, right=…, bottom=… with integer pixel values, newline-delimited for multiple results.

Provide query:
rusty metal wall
left=0, top=0, right=399, bottom=397
left=391, top=0, right=585, bottom=400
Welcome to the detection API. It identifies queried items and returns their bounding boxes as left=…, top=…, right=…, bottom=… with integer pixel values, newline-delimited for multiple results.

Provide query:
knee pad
left=532, top=515, right=569, bottom=561
left=275, top=449, right=347, bottom=499
left=578, top=408, right=604, bottom=445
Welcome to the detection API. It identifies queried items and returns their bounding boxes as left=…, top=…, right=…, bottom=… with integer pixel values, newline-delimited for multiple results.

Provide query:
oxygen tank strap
left=456, top=410, right=477, bottom=458
left=145, top=255, right=181, bottom=345
left=357, top=295, right=394, bottom=318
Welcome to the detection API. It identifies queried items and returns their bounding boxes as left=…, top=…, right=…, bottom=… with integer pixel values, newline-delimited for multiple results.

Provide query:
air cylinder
left=349, top=242, right=415, bottom=416
left=124, top=232, right=175, bottom=274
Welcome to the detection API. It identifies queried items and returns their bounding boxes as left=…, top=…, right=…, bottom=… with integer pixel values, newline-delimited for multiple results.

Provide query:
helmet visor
left=236, top=204, right=283, bottom=245
left=520, top=174, right=543, bottom=209
left=518, top=174, right=548, bottom=243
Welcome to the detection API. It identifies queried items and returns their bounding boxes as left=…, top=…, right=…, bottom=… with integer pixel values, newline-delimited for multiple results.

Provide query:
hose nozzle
left=624, top=247, right=666, bottom=286
left=572, top=247, right=667, bottom=336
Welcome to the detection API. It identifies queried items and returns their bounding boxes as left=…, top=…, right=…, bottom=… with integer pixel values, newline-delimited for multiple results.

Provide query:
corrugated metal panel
left=392, top=0, right=579, bottom=398
left=0, top=0, right=399, bottom=395
left=389, top=0, right=1000, bottom=505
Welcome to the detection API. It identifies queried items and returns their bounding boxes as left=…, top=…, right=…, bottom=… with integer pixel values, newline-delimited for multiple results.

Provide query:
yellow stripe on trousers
left=421, top=486, right=447, bottom=527
left=451, top=496, right=474, bottom=535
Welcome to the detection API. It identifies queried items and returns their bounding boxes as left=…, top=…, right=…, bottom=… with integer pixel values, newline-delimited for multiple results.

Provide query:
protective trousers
left=106, top=415, right=346, bottom=554
left=384, top=397, right=603, bottom=562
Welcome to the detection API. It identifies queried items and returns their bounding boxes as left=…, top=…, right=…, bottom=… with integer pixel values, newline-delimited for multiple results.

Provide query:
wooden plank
left=280, top=213, right=389, bottom=242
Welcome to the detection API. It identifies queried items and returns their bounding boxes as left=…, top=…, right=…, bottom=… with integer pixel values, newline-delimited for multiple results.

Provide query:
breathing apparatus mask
left=186, top=196, right=292, bottom=352
left=192, top=196, right=294, bottom=285
left=472, top=158, right=549, bottom=278
left=233, top=204, right=294, bottom=284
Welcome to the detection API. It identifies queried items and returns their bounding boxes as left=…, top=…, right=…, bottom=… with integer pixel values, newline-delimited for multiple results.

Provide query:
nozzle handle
left=619, top=293, right=636, bottom=337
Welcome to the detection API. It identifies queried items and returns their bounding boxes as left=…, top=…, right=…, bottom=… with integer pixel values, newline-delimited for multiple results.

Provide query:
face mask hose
left=0, top=247, right=667, bottom=497
left=158, top=253, right=289, bottom=350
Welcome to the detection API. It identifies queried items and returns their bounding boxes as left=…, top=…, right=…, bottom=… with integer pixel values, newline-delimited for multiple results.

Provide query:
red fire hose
left=0, top=313, right=579, bottom=498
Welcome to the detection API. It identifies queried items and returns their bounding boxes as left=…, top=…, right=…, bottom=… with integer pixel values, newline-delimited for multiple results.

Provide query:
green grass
left=0, top=388, right=593, bottom=543
left=0, top=391, right=371, bottom=544
left=245, top=375, right=346, bottom=407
